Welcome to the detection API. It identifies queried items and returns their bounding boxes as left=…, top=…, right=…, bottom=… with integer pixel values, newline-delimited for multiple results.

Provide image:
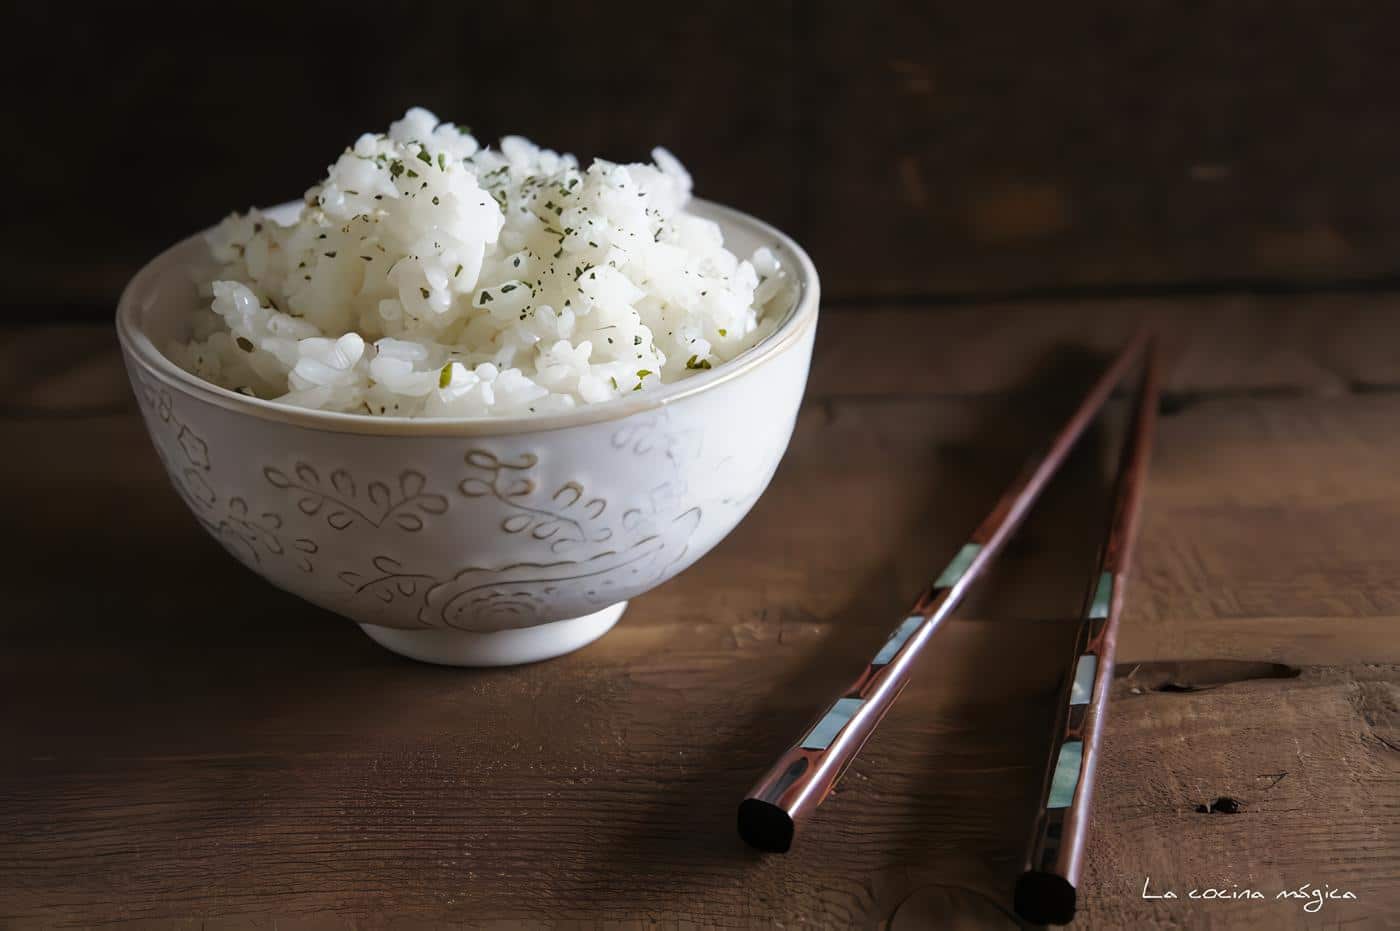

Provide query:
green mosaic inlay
left=801, top=698, right=864, bottom=750
left=1070, top=655, right=1097, bottom=705
left=935, top=543, right=982, bottom=588
left=1088, top=571, right=1114, bottom=619
left=1048, top=740, right=1084, bottom=809
left=873, top=615, right=924, bottom=665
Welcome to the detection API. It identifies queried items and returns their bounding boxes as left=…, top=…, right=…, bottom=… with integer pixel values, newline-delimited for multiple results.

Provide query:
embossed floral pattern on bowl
left=117, top=199, right=819, bottom=665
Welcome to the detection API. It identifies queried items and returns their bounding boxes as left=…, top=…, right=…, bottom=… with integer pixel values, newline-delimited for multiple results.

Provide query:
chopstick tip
left=1014, top=870, right=1078, bottom=926
left=737, top=798, right=795, bottom=853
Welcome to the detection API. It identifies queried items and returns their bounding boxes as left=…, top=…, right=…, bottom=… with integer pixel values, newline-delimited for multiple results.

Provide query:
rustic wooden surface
left=3, top=303, right=1399, bottom=928
left=11, top=2, right=1400, bottom=309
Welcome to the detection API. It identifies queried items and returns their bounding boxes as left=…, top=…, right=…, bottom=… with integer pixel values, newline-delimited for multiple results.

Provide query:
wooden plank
left=1081, top=669, right=1400, bottom=929
left=1116, top=615, right=1400, bottom=667
left=2, top=358, right=1398, bottom=925
left=811, top=297, right=1400, bottom=399
left=10, top=294, right=1400, bottom=421
left=13, top=4, right=1400, bottom=309
left=5, top=1, right=799, bottom=310
left=800, top=2, right=1400, bottom=298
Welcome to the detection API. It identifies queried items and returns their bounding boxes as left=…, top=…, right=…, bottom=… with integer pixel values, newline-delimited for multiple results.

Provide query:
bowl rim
left=116, top=197, right=819, bottom=437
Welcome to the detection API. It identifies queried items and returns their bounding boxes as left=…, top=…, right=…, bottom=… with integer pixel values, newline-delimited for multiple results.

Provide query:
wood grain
left=1081, top=669, right=1400, bottom=929
left=799, top=1, right=1400, bottom=298
left=2, top=307, right=1398, bottom=927
left=12, top=292, right=1400, bottom=418
left=11, top=2, right=1400, bottom=310
left=5, top=1, right=800, bottom=309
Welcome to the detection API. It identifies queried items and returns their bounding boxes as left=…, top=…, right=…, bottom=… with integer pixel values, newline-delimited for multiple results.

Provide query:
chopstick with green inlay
left=737, top=330, right=1150, bottom=854
left=1014, top=340, right=1161, bottom=926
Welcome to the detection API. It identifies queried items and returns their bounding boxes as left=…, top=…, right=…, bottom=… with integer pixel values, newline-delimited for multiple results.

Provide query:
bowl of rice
left=116, top=108, right=818, bottom=666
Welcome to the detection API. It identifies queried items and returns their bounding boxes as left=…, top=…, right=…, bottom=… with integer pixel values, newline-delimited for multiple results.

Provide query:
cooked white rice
left=171, top=107, right=793, bottom=417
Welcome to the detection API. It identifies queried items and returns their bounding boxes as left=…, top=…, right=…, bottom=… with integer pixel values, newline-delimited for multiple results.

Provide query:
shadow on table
left=578, top=342, right=1124, bottom=921
left=0, top=341, right=1123, bottom=923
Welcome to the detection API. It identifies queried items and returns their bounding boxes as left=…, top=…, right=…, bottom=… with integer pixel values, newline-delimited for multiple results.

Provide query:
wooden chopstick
left=737, top=330, right=1151, bottom=853
left=1013, top=340, right=1161, bottom=925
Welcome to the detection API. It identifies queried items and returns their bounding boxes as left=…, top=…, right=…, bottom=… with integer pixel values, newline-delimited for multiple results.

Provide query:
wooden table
left=3, top=302, right=1398, bottom=928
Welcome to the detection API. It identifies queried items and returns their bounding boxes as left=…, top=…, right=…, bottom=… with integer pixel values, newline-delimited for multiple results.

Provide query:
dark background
left=5, top=5, right=1400, bottom=925
left=8, top=1, right=1400, bottom=315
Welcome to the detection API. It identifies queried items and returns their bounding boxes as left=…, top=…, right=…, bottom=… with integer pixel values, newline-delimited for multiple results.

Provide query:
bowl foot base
left=358, top=602, right=626, bottom=667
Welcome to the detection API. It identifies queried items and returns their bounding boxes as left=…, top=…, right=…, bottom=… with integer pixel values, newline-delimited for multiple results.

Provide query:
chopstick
left=737, top=330, right=1151, bottom=853
left=1013, top=341, right=1161, bottom=926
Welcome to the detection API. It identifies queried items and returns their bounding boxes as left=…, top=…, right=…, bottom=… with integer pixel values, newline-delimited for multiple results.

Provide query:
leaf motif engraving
left=335, top=426, right=714, bottom=632
left=368, top=481, right=391, bottom=509
left=134, top=375, right=322, bottom=577
left=331, top=469, right=355, bottom=498
left=338, top=555, right=435, bottom=617
left=458, top=448, right=611, bottom=553
left=262, top=463, right=448, bottom=532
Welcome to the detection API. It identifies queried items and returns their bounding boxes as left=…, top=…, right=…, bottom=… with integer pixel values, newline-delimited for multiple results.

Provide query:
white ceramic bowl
left=116, top=199, right=818, bottom=666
